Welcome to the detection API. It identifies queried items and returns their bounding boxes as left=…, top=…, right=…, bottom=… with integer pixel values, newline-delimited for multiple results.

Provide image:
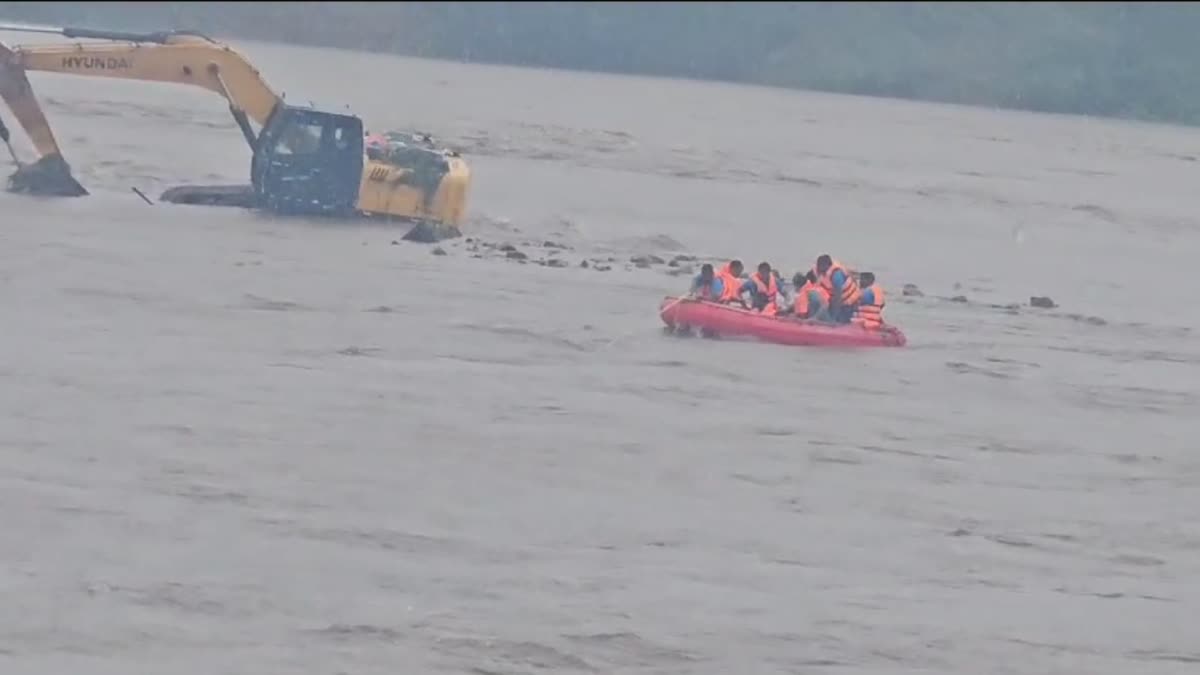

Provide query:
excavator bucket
left=0, top=39, right=87, bottom=196
left=8, top=154, right=88, bottom=196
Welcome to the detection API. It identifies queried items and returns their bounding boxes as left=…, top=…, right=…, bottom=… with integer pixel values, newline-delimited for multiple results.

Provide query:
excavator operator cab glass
left=252, top=104, right=365, bottom=217
left=271, top=123, right=322, bottom=156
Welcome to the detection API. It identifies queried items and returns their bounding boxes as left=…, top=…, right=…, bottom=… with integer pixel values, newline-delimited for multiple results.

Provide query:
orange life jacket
left=853, top=284, right=885, bottom=330
left=794, top=280, right=830, bottom=317
left=752, top=272, right=778, bottom=299
left=814, top=259, right=861, bottom=306
left=750, top=272, right=779, bottom=314
left=716, top=262, right=743, bottom=303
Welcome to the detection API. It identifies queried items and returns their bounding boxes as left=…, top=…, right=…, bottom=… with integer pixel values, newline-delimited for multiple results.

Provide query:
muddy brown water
left=2, top=32, right=1199, bottom=675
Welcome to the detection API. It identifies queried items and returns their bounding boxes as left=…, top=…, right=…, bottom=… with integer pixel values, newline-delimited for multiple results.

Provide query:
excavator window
left=273, top=122, right=324, bottom=156
left=332, top=127, right=352, bottom=152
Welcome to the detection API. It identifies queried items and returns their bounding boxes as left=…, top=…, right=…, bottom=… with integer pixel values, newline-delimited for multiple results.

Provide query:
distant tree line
left=2, top=1, right=1198, bottom=126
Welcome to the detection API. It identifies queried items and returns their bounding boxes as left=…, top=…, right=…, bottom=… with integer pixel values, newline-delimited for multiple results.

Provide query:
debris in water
left=337, top=346, right=383, bottom=357
left=1030, top=296, right=1057, bottom=309
left=431, top=246, right=447, bottom=256
left=132, top=187, right=154, bottom=205
left=505, top=249, right=528, bottom=261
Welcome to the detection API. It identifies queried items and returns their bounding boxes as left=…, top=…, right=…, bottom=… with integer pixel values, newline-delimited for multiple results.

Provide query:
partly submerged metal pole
left=0, top=112, right=20, bottom=166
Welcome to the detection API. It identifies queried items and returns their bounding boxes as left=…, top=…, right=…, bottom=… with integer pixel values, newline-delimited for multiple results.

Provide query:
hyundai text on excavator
left=0, top=25, right=471, bottom=241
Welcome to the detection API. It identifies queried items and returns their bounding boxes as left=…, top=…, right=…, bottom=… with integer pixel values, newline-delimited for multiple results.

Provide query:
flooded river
left=2, top=32, right=1199, bottom=674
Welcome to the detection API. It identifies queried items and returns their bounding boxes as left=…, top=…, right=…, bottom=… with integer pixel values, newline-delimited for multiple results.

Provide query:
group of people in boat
left=686, top=254, right=887, bottom=330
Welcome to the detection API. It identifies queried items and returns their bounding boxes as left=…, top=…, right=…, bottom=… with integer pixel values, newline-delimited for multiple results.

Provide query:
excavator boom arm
left=0, top=30, right=283, bottom=161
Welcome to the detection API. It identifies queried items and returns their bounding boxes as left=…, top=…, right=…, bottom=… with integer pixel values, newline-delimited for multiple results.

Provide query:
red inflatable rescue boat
left=659, top=296, right=907, bottom=348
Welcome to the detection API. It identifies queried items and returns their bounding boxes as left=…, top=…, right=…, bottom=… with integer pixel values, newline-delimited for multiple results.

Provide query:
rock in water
left=402, top=220, right=463, bottom=244
left=630, top=254, right=666, bottom=267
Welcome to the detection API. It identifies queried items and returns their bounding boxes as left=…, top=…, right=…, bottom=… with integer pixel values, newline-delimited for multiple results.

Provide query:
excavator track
left=155, top=181, right=463, bottom=242
left=159, top=183, right=257, bottom=208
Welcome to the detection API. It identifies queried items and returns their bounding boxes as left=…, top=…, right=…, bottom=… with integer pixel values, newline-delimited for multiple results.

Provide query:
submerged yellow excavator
left=0, top=25, right=470, bottom=241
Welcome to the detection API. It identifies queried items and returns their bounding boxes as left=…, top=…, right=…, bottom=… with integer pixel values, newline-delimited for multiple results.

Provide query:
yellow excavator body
left=0, top=26, right=470, bottom=237
left=356, top=146, right=472, bottom=229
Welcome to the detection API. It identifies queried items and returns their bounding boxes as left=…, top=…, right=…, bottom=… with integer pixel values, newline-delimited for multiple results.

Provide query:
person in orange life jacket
left=772, top=269, right=788, bottom=307
left=716, top=259, right=747, bottom=304
left=791, top=270, right=832, bottom=322
left=688, top=263, right=726, bottom=301
left=774, top=271, right=798, bottom=315
left=852, top=272, right=886, bottom=329
left=737, top=262, right=780, bottom=315
left=813, top=254, right=861, bottom=324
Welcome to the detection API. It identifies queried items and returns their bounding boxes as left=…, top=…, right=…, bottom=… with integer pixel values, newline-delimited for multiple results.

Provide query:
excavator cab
left=250, top=104, right=364, bottom=217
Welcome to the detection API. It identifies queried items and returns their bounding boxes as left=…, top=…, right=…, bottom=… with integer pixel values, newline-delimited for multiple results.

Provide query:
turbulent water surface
left=2, top=33, right=1200, bottom=675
